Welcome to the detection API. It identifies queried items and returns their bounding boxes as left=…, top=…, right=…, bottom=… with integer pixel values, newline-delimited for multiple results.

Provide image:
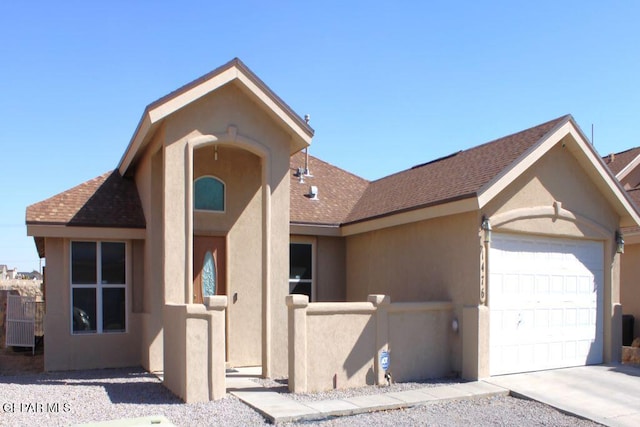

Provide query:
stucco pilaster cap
left=368, top=294, right=390, bottom=306
left=286, top=294, right=309, bottom=308
left=204, top=295, right=228, bottom=310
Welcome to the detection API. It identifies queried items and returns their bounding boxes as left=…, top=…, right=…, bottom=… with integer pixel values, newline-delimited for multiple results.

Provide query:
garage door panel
left=490, top=233, right=603, bottom=376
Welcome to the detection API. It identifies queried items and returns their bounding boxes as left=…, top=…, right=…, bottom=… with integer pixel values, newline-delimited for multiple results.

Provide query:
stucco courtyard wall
left=345, top=211, right=479, bottom=377
left=287, top=295, right=453, bottom=393
left=387, top=302, right=454, bottom=382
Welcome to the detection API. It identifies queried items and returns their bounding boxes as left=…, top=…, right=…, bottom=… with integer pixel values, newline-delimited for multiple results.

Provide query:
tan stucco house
left=603, top=147, right=640, bottom=341
left=26, top=58, right=640, bottom=400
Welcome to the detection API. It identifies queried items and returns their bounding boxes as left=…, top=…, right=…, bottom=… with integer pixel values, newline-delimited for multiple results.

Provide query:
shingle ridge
left=304, top=152, right=370, bottom=184
left=606, top=146, right=640, bottom=157
left=411, top=150, right=463, bottom=170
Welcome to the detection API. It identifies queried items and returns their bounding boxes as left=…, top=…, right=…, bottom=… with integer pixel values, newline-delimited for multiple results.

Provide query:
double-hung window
left=71, top=241, right=126, bottom=334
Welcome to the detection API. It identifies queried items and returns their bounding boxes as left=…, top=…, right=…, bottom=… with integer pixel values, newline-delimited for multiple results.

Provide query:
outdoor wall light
left=616, top=230, right=625, bottom=254
left=481, top=216, right=492, bottom=243
left=451, top=318, right=459, bottom=333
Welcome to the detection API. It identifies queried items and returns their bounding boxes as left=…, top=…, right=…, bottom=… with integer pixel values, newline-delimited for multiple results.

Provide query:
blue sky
left=1, top=1, right=639, bottom=272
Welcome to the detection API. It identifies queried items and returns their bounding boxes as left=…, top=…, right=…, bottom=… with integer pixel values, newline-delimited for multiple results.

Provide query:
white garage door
left=489, top=233, right=603, bottom=376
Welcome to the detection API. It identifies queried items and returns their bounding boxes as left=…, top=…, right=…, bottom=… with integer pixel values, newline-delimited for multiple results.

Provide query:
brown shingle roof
left=622, top=187, right=640, bottom=234
left=345, top=115, right=570, bottom=224
left=603, top=147, right=640, bottom=234
left=27, top=115, right=572, bottom=232
left=602, top=146, right=640, bottom=176
left=290, top=151, right=369, bottom=226
left=26, top=170, right=145, bottom=228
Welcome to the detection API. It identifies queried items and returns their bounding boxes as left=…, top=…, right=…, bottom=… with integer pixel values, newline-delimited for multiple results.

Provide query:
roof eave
left=341, top=194, right=480, bottom=236
left=290, top=222, right=342, bottom=237
left=27, top=223, right=146, bottom=240
left=615, top=151, right=640, bottom=181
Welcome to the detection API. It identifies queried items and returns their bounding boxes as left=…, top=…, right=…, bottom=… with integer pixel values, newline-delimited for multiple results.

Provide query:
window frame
left=69, top=240, right=128, bottom=335
left=289, top=236, right=316, bottom=302
left=194, top=175, right=226, bottom=213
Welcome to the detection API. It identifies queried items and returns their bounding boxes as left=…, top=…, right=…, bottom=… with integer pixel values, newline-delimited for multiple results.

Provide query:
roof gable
left=341, top=115, right=640, bottom=232
left=118, top=58, right=313, bottom=175
left=345, top=116, right=569, bottom=224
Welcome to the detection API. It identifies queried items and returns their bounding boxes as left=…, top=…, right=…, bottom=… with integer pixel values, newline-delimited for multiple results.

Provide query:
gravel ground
left=282, top=395, right=601, bottom=426
left=0, top=368, right=600, bottom=427
left=251, top=377, right=463, bottom=402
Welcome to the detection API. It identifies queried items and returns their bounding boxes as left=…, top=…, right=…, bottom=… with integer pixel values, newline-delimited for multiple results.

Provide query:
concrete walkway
left=486, top=364, right=640, bottom=427
left=226, top=368, right=508, bottom=424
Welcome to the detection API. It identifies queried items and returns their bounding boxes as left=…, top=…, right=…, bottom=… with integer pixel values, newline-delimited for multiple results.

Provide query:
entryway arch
left=184, top=128, right=274, bottom=375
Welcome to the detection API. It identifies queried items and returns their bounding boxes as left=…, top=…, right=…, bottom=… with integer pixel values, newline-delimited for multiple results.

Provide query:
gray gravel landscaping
left=283, top=395, right=602, bottom=426
left=251, top=377, right=463, bottom=402
left=0, top=367, right=601, bottom=426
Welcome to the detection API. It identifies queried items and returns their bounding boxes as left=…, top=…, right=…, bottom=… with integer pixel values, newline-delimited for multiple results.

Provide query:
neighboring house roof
left=26, top=170, right=145, bottom=228
left=624, top=188, right=640, bottom=234
left=603, top=146, right=640, bottom=177
left=118, top=58, right=313, bottom=176
left=346, top=115, right=568, bottom=224
left=290, top=151, right=369, bottom=226
left=601, top=147, right=640, bottom=235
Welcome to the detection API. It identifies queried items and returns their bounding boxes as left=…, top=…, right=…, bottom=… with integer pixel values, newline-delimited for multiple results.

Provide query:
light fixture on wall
left=214, top=145, right=218, bottom=161
left=481, top=216, right=492, bottom=243
left=616, top=230, right=625, bottom=254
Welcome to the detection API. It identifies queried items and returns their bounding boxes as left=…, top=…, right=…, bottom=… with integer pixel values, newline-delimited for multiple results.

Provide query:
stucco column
left=368, top=294, right=390, bottom=385
left=185, top=140, right=194, bottom=305
left=205, top=295, right=228, bottom=400
left=262, top=168, right=272, bottom=378
left=606, top=247, right=622, bottom=364
left=462, top=304, right=490, bottom=380
left=286, top=294, right=308, bottom=393
left=163, top=297, right=228, bottom=403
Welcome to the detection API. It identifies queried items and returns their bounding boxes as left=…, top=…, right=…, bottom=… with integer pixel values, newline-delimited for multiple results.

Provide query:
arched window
left=194, top=176, right=225, bottom=212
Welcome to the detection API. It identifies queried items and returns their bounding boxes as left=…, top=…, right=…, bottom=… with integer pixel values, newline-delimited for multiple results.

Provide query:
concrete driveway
left=485, top=364, right=640, bottom=427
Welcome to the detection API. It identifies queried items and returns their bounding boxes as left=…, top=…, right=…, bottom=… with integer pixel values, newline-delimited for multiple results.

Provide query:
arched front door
left=193, top=236, right=226, bottom=303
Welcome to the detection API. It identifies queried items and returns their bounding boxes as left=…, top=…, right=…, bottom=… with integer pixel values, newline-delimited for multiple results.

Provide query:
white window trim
left=194, top=175, right=226, bottom=214
left=289, top=236, right=317, bottom=302
left=69, top=240, right=129, bottom=335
